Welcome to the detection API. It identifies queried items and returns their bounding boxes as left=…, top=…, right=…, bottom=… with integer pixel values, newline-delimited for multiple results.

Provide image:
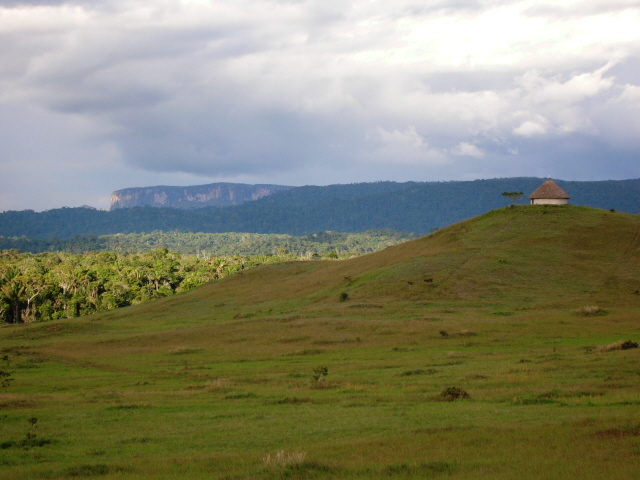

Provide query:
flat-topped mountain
left=110, top=182, right=293, bottom=210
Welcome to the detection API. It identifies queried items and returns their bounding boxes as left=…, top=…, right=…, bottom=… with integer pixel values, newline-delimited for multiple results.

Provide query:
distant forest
left=0, top=230, right=415, bottom=256
left=1, top=178, right=638, bottom=239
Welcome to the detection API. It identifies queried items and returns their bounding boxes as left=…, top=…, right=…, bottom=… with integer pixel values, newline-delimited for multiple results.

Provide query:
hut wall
left=531, top=198, right=569, bottom=205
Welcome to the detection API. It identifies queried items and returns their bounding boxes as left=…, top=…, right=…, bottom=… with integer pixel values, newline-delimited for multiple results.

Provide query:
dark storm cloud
left=1, top=0, right=639, bottom=211
left=0, top=1, right=68, bottom=6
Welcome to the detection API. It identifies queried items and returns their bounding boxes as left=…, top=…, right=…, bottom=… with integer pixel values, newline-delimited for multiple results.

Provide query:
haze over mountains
left=1, top=177, right=639, bottom=240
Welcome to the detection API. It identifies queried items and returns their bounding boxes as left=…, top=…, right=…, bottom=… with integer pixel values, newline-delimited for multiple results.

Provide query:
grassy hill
left=1, top=206, right=639, bottom=479
left=171, top=205, right=640, bottom=314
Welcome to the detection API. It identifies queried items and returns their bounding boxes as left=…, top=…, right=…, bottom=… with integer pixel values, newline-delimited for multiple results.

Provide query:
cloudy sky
left=1, top=0, right=639, bottom=211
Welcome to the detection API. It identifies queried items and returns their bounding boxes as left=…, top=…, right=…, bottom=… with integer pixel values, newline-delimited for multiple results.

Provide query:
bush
left=440, top=387, right=470, bottom=401
left=598, top=340, right=639, bottom=352
left=311, top=366, right=328, bottom=386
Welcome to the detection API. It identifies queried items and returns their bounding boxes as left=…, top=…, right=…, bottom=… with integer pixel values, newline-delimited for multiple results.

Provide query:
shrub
left=0, top=370, right=12, bottom=389
left=440, top=387, right=470, bottom=401
left=311, top=366, right=328, bottom=386
left=598, top=340, right=639, bottom=352
left=339, top=292, right=349, bottom=302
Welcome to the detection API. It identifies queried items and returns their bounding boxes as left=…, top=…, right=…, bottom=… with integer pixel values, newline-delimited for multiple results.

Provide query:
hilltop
left=1, top=205, right=639, bottom=479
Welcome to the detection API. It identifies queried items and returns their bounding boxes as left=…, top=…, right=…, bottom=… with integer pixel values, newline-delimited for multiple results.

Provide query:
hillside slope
left=180, top=205, right=640, bottom=314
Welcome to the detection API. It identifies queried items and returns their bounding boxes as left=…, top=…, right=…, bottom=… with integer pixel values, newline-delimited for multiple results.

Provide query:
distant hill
left=1, top=177, right=639, bottom=239
left=110, top=182, right=293, bottom=210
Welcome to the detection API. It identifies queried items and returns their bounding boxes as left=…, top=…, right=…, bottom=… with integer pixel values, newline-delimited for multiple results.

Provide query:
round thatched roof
left=529, top=179, right=570, bottom=199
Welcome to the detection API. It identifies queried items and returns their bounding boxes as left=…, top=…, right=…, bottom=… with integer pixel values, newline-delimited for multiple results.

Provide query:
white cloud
left=450, top=142, right=485, bottom=157
left=0, top=0, right=640, bottom=210
left=513, top=121, right=545, bottom=137
left=370, top=125, right=447, bottom=165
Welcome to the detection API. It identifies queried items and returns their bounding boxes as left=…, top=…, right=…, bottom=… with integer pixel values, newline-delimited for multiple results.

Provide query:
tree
left=0, top=268, right=26, bottom=323
left=502, top=191, right=524, bottom=206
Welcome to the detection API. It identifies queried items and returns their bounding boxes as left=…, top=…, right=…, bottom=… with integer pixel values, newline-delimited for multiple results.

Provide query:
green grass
left=1, top=206, right=639, bottom=479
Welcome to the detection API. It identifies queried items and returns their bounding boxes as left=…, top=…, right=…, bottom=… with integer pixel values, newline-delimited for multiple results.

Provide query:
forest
left=0, top=248, right=316, bottom=324
left=0, top=229, right=414, bottom=324
left=2, top=178, right=638, bottom=239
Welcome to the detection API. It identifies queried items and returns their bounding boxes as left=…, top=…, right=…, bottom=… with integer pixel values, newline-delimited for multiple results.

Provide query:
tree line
left=0, top=230, right=415, bottom=256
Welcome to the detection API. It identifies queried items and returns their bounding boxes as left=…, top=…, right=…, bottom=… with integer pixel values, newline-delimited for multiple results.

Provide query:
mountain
left=110, top=182, right=293, bottom=210
left=1, top=177, right=639, bottom=239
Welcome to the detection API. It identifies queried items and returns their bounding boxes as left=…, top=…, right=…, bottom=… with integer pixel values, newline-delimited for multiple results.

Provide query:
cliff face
left=110, top=183, right=293, bottom=210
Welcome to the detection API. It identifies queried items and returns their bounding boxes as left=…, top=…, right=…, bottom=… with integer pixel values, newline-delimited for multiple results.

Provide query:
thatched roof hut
left=529, top=179, right=570, bottom=205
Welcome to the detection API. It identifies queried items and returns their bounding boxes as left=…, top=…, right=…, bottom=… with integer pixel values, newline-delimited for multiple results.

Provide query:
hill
left=1, top=177, right=639, bottom=239
left=0, top=206, right=639, bottom=479
left=170, top=205, right=640, bottom=311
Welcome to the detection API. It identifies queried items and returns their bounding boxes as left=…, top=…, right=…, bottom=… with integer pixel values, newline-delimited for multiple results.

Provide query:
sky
left=1, top=0, right=639, bottom=211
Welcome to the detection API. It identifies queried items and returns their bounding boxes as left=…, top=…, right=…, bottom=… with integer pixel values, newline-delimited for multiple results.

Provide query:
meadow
left=1, top=206, right=639, bottom=479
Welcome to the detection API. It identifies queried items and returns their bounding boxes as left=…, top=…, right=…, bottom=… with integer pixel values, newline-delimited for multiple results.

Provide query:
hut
left=529, top=179, right=570, bottom=205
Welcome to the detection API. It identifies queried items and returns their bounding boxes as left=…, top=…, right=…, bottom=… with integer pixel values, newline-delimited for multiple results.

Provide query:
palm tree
left=0, top=268, right=26, bottom=323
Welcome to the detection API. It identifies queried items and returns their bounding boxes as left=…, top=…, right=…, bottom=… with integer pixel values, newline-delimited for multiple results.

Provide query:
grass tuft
left=64, top=464, right=132, bottom=477
left=576, top=305, right=607, bottom=316
left=224, top=392, right=257, bottom=400
left=383, top=461, right=457, bottom=476
left=170, top=347, right=202, bottom=354
left=276, top=397, right=312, bottom=404
left=263, top=450, right=307, bottom=468
left=401, top=368, right=438, bottom=376
left=594, top=424, right=640, bottom=438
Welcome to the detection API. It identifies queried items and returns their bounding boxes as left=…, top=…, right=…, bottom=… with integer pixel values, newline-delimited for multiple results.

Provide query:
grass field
left=1, top=206, right=639, bottom=479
